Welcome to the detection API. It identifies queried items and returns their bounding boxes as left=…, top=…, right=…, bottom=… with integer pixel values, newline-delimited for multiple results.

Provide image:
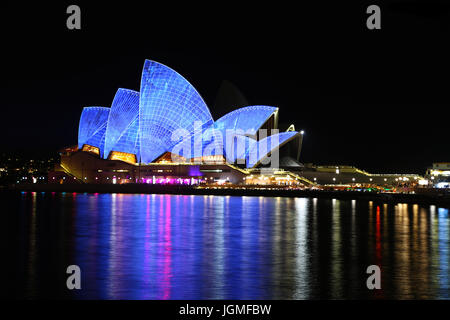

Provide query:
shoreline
left=4, top=183, right=450, bottom=207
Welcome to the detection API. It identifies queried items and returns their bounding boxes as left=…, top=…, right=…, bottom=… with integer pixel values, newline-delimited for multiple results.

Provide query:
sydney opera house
left=51, top=60, right=308, bottom=186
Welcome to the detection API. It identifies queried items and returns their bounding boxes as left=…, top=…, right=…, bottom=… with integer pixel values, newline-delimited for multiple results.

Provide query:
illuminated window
left=154, top=152, right=187, bottom=164
left=81, top=144, right=100, bottom=155
left=108, top=151, right=137, bottom=164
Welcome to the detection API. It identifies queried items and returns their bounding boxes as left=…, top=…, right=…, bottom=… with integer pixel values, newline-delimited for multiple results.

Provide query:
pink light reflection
left=156, top=195, right=172, bottom=299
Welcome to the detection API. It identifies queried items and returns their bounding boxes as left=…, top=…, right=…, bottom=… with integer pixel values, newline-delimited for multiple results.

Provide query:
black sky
left=1, top=1, right=449, bottom=173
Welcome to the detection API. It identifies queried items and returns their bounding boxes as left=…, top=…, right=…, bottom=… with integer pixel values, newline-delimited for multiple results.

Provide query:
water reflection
left=10, top=192, right=450, bottom=299
left=437, top=208, right=449, bottom=298
left=294, top=198, right=309, bottom=299
left=26, top=192, right=37, bottom=297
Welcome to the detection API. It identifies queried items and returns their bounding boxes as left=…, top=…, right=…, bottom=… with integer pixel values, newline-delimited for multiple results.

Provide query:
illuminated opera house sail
left=56, top=59, right=306, bottom=185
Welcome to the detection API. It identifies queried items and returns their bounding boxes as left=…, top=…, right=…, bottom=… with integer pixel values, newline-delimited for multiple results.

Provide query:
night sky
left=1, top=1, right=449, bottom=173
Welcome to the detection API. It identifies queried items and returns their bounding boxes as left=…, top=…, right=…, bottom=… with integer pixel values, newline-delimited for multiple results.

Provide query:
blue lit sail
left=170, top=122, right=222, bottom=160
left=139, top=60, right=214, bottom=163
left=78, top=107, right=110, bottom=156
left=214, top=105, right=278, bottom=136
left=171, top=106, right=277, bottom=161
left=103, top=88, right=140, bottom=159
left=110, top=117, right=140, bottom=159
left=85, top=123, right=108, bottom=158
left=246, top=131, right=300, bottom=168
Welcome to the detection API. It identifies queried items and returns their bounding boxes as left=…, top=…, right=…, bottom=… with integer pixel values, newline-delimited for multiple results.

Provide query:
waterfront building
left=49, top=59, right=425, bottom=189
left=426, top=162, right=450, bottom=188
left=50, top=60, right=306, bottom=186
left=299, top=165, right=423, bottom=188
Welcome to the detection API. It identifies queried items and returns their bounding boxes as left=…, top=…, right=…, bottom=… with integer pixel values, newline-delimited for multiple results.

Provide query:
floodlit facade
left=59, top=60, right=307, bottom=186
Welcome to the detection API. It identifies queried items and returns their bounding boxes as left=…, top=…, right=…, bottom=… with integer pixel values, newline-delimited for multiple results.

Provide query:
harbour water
left=2, top=191, right=449, bottom=299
